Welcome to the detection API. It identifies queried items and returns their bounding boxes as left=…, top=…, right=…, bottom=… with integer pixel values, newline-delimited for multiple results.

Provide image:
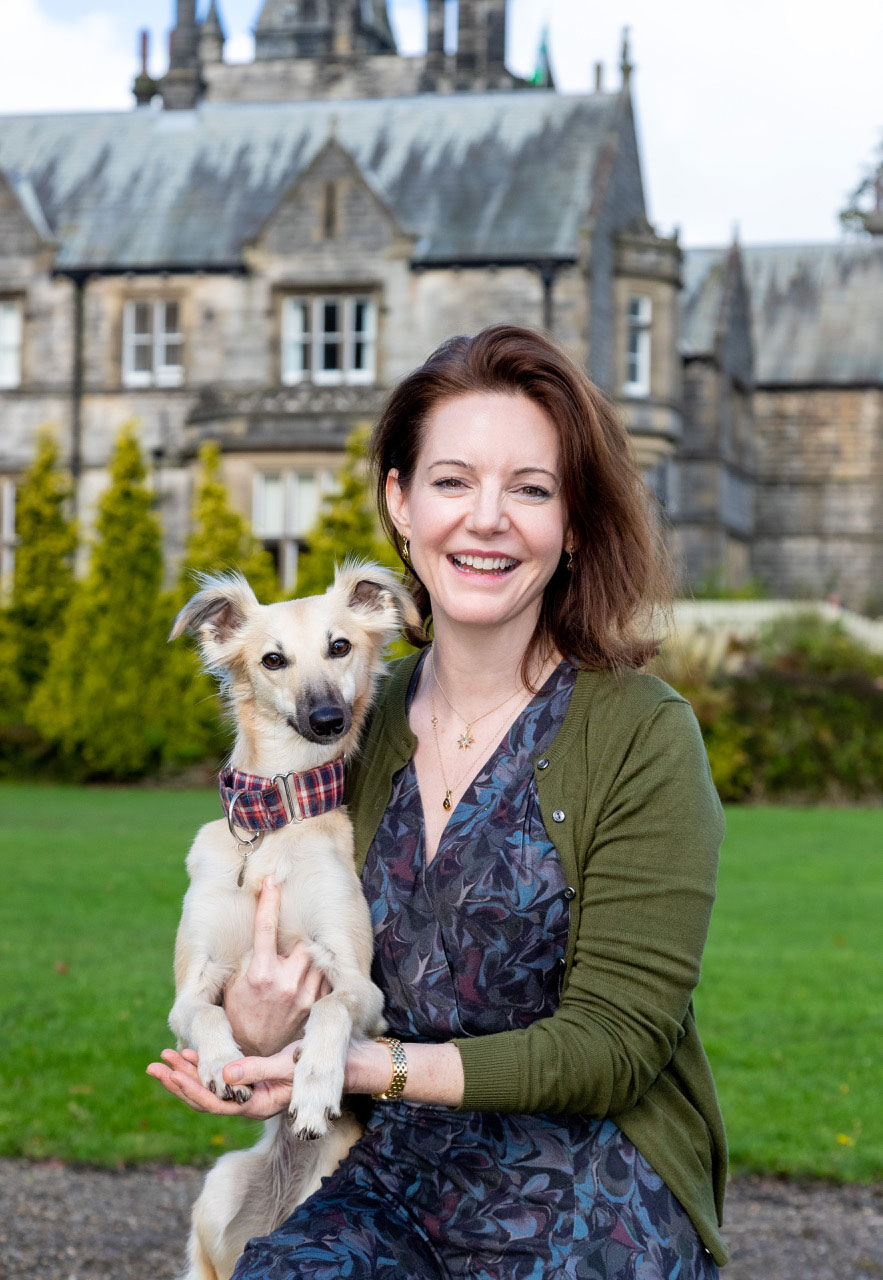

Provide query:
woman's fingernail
left=264, top=876, right=276, bottom=890
left=226, top=1065, right=243, bottom=1082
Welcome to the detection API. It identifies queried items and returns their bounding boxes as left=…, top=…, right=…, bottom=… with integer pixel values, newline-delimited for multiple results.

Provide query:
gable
left=0, top=169, right=53, bottom=260
left=255, top=138, right=406, bottom=258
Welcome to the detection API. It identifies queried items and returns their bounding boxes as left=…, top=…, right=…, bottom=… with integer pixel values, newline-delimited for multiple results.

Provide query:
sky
left=1, top=0, right=881, bottom=247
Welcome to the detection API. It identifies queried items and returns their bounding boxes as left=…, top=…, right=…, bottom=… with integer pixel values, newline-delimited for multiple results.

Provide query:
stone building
left=0, top=0, right=879, bottom=608
left=679, top=240, right=883, bottom=610
left=0, top=0, right=682, bottom=589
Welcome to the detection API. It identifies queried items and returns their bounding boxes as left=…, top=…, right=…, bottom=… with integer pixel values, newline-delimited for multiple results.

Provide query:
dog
left=168, top=561, right=418, bottom=1280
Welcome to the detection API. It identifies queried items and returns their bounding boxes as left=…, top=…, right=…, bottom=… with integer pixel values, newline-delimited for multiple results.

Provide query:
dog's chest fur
left=183, top=810, right=361, bottom=969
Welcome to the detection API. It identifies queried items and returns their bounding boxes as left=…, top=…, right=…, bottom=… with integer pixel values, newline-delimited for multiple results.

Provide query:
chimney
left=133, top=30, right=158, bottom=106
left=421, top=0, right=446, bottom=91
left=486, top=0, right=507, bottom=81
left=162, top=0, right=202, bottom=108
left=594, top=61, right=603, bottom=92
left=456, top=0, right=480, bottom=85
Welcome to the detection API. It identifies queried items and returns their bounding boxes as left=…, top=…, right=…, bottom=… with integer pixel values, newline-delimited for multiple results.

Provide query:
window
left=0, top=300, right=23, bottom=389
left=122, top=300, right=184, bottom=387
left=623, top=295, right=652, bottom=397
left=0, top=477, right=15, bottom=590
left=253, top=468, right=335, bottom=588
left=281, top=296, right=377, bottom=386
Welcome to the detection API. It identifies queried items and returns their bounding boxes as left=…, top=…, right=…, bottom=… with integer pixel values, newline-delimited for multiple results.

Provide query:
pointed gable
left=254, top=136, right=408, bottom=258
left=0, top=168, right=55, bottom=260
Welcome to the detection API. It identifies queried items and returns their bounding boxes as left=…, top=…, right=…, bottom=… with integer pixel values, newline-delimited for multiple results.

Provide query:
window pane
left=293, top=472, right=319, bottom=536
left=322, top=340, right=341, bottom=371
left=162, top=342, right=183, bottom=367
left=253, top=473, right=285, bottom=537
left=133, top=302, right=152, bottom=335
left=322, top=300, right=340, bottom=334
left=282, top=299, right=310, bottom=381
left=133, top=340, right=153, bottom=373
left=162, top=301, right=180, bottom=335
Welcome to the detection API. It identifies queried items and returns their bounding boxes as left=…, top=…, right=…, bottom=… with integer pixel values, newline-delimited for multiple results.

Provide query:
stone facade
left=2, top=0, right=878, bottom=608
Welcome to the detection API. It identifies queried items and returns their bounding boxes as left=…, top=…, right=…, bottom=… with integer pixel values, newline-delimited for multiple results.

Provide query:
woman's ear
left=385, top=468, right=410, bottom=541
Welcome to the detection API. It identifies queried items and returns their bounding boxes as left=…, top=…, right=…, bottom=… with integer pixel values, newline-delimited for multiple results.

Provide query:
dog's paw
left=199, top=1058, right=253, bottom=1104
left=288, top=1098, right=340, bottom=1141
left=288, top=1065, right=344, bottom=1140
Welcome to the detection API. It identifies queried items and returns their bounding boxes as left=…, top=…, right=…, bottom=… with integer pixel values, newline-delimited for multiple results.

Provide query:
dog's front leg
left=170, top=957, right=253, bottom=1103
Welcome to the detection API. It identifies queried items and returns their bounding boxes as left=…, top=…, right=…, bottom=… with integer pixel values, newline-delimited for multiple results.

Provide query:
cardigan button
left=563, top=885, right=576, bottom=900
left=552, top=809, right=565, bottom=823
left=536, top=758, right=550, bottom=770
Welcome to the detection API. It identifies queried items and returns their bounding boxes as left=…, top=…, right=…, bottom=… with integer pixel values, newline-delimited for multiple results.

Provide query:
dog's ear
left=170, top=572, right=258, bottom=650
left=333, top=560, right=422, bottom=640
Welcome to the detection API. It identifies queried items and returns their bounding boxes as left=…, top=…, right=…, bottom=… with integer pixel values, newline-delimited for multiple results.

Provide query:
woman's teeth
left=451, top=555, right=517, bottom=572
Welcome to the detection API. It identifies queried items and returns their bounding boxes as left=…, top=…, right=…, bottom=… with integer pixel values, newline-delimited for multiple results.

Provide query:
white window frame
left=281, top=295, right=377, bottom=387
left=0, top=299, right=23, bottom=390
left=623, top=294, right=652, bottom=398
left=122, top=299, right=184, bottom=388
left=252, top=468, right=336, bottom=589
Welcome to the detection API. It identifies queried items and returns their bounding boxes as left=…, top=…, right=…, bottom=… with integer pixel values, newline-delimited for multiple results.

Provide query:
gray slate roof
left=0, top=92, right=617, bottom=271
left=683, top=242, right=883, bottom=384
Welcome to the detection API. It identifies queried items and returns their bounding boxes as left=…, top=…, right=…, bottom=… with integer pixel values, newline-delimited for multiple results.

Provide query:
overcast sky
left=1, top=0, right=881, bottom=246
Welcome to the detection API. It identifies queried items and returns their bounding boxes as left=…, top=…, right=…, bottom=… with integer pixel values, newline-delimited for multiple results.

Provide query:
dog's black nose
left=308, top=705, right=346, bottom=738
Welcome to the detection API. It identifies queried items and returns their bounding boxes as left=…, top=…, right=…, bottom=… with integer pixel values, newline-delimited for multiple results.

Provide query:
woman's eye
left=261, top=652, right=286, bottom=670
left=518, top=485, right=551, bottom=499
left=433, top=477, right=466, bottom=490
left=330, top=638, right=352, bottom=658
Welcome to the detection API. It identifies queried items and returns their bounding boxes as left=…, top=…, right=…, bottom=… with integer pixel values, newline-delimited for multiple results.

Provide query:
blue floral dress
left=234, top=660, right=719, bottom=1280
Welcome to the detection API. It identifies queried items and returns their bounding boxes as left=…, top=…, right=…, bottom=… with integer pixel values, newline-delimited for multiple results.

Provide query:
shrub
left=28, top=426, right=170, bottom=779
left=658, top=612, right=883, bottom=802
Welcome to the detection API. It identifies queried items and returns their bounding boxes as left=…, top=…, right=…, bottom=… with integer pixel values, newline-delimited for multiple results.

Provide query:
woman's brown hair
left=370, top=324, right=671, bottom=677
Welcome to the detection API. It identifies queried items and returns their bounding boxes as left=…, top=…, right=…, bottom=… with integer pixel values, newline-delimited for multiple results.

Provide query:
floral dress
left=233, top=660, right=719, bottom=1280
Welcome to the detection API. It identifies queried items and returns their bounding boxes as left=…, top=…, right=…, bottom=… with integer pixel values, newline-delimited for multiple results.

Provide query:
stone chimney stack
left=455, top=0, right=480, bottom=86
left=162, top=0, right=202, bottom=109
left=420, top=0, right=446, bottom=90
left=485, top=0, right=507, bottom=82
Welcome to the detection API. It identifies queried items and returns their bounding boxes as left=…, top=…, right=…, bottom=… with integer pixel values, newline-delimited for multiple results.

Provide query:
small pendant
left=457, top=728, right=474, bottom=750
left=443, top=791, right=452, bottom=810
left=237, top=861, right=246, bottom=888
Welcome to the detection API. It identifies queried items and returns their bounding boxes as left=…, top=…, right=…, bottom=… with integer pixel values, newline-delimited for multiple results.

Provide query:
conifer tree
left=181, top=441, right=278, bottom=602
left=9, top=430, right=77, bottom=697
left=28, top=425, right=169, bottom=778
left=162, top=441, right=278, bottom=765
left=295, top=425, right=399, bottom=597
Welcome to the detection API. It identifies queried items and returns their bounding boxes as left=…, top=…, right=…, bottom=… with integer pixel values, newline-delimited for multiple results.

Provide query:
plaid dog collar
left=219, top=758, right=346, bottom=840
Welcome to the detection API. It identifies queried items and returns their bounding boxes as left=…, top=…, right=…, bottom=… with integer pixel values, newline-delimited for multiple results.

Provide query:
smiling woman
left=154, top=325, right=728, bottom=1280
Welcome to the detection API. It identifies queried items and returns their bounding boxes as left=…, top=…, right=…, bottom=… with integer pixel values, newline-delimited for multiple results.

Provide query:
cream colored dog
left=168, top=562, right=417, bottom=1280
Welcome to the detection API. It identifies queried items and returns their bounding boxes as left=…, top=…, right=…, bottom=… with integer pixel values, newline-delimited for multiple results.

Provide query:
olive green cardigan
left=345, top=653, right=729, bottom=1265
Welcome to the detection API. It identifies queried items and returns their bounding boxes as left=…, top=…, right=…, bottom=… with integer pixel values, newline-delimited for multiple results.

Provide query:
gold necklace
left=428, top=647, right=523, bottom=750
left=428, top=681, right=532, bottom=811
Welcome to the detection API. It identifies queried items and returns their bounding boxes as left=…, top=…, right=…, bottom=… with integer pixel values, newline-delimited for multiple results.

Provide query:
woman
left=151, top=325, right=728, bottom=1277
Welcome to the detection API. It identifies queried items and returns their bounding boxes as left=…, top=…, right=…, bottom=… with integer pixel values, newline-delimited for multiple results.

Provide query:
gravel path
left=1, top=1160, right=881, bottom=1280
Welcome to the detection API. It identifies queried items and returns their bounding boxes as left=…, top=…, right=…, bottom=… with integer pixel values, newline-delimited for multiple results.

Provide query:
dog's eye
left=261, top=652, right=286, bottom=670
left=329, top=638, right=352, bottom=658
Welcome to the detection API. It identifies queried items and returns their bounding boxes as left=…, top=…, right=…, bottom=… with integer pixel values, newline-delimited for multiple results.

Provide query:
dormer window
left=281, top=294, right=377, bottom=386
left=0, top=299, right=23, bottom=389
left=122, top=299, right=184, bottom=388
left=623, top=295, right=652, bottom=397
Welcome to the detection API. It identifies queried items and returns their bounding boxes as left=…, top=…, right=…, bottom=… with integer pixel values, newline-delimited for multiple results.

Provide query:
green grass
left=0, top=787, right=880, bottom=1177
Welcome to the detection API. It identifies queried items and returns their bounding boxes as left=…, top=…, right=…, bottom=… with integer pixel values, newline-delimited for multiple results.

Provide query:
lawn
left=0, top=786, right=880, bottom=1178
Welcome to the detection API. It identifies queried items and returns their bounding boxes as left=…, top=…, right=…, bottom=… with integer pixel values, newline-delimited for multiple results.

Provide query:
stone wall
left=752, top=386, right=883, bottom=609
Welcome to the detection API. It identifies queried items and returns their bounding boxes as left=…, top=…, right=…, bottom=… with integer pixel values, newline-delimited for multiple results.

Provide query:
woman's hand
left=224, top=876, right=331, bottom=1056
left=146, top=1045, right=299, bottom=1119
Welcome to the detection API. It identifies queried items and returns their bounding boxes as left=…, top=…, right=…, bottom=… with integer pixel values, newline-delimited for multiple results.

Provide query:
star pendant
left=457, top=729, right=475, bottom=750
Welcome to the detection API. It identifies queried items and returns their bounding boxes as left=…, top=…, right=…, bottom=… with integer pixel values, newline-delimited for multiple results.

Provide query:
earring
left=566, top=548, right=575, bottom=571
left=402, top=538, right=411, bottom=565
